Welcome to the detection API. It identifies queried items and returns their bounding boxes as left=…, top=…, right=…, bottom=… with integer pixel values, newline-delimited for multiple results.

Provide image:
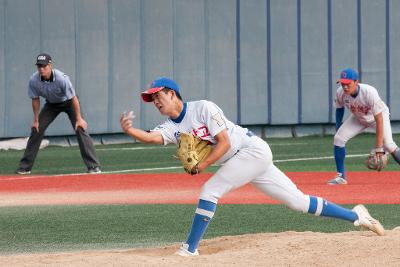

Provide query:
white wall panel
left=239, top=0, right=268, bottom=124
left=3, top=0, right=41, bottom=137
left=390, top=0, right=400, bottom=118
left=270, top=0, right=298, bottom=124
left=300, top=0, right=329, bottom=123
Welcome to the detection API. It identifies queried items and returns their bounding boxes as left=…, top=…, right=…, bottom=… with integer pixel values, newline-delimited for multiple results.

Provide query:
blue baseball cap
left=338, top=68, right=359, bottom=84
left=141, top=77, right=180, bottom=102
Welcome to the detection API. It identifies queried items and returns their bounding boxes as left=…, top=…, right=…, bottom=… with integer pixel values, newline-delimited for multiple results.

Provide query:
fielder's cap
left=338, top=68, right=359, bottom=84
left=35, top=53, right=52, bottom=65
left=141, top=77, right=180, bottom=102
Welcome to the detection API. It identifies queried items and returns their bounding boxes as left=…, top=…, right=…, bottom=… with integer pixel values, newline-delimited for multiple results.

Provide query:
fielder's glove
left=366, top=147, right=389, bottom=171
left=177, top=133, right=213, bottom=175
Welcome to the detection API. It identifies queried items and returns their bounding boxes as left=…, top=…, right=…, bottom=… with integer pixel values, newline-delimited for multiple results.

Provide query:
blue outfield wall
left=0, top=0, right=399, bottom=138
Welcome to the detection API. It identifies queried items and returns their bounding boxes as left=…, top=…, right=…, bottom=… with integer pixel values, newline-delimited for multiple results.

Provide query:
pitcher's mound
left=2, top=230, right=400, bottom=266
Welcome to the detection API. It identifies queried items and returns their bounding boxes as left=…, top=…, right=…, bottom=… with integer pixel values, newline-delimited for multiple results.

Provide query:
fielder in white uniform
left=120, top=77, right=384, bottom=256
left=328, top=68, right=400, bottom=185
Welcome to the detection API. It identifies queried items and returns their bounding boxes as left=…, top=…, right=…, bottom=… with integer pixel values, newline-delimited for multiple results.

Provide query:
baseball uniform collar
left=351, top=85, right=360, bottom=98
left=40, top=70, right=55, bottom=82
left=171, top=102, right=187, bottom=123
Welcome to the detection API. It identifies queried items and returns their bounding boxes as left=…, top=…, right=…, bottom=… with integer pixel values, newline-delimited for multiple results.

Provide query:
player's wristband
left=375, top=147, right=384, bottom=153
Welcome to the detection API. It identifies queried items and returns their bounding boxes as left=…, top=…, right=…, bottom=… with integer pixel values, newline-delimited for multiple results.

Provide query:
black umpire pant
left=18, top=99, right=100, bottom=171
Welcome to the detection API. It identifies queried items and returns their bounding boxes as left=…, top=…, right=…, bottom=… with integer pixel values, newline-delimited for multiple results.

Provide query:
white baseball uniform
left=152, top=100, right=310, bottom=211
left=334, top=83, right=397, bottom=152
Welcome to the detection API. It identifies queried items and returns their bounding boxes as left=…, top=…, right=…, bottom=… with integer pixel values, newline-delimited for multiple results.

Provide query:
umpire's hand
left=31, top=121, right=39, bottom=132
left=75, top=118, right=88, bottom=131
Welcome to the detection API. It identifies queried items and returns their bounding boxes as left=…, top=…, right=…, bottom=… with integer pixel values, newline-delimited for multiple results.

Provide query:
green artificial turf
left=1, top=134, right=399, bottom=254
left=0, top=204, right=398, bottom=254
left=1, top=133, right=399, bottom=174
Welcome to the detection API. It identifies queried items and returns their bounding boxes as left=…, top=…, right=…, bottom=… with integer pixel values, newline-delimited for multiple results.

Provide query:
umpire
left=16, top=53, right=101, bottom=174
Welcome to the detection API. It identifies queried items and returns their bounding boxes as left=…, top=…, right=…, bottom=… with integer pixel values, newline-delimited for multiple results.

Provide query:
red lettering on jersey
left=192, top=125, right=210, bottom=138
left=350, top=104, right=370, bottom=115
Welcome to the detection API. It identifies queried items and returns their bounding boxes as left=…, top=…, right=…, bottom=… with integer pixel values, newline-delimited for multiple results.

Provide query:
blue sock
left=308, top=196, right=357, bottom=222
left=334, top=145, right=346, bottom=178
left=186, top=199, right=217, bottom=253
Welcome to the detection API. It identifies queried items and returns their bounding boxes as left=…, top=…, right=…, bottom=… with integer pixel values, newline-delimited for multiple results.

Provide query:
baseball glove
left=177, top=133, right=213, bottom=175
left=366, top=148, right=389, bottom=171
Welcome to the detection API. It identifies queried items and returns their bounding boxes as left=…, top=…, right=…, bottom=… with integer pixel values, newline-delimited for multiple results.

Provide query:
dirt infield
left=1, top=230, right=400, bottom=266
left=1, top=171, right=399, bottom=266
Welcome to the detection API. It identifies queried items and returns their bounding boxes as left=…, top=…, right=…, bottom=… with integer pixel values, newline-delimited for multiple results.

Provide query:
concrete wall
left=0, top=0, right=399, bottom=138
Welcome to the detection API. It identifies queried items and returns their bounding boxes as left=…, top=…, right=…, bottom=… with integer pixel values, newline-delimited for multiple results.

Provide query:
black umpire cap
left=36, top=53, right=52, bottom=65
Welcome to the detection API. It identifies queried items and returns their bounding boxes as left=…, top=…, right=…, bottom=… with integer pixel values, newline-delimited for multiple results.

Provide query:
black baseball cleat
left=87, top=166, right=101, bottom=174
left=16, top=168, right=31, bottom=175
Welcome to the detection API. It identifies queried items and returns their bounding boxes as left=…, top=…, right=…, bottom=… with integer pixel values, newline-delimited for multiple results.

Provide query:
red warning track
left=0, top=172, right=399, bottom=206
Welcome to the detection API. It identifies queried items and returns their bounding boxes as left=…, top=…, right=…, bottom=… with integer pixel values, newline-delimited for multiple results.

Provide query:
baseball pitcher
left=121, top=77, right=384, bottom=256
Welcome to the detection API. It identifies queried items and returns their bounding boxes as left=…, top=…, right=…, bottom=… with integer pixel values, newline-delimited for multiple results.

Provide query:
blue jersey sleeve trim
left=335, top=107, right=345, bottom=130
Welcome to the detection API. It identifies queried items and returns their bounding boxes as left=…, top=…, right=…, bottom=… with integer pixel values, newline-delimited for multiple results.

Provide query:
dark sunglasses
left=36, top=64, right=48, bottom=69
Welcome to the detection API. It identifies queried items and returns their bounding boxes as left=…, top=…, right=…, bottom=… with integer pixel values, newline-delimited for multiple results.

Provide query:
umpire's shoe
left=353, top=204, right=385, bottom=236
left=16, top=168, right=31, bottom=175
left=87, top=166, right=101, bottom=174
left=175, top=243, right=199, bottom=257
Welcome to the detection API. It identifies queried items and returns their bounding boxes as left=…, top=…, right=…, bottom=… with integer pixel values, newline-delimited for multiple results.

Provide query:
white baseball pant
left=334, top=111, right=398, bottom=153
left=199, top=136, right=310, bottom=213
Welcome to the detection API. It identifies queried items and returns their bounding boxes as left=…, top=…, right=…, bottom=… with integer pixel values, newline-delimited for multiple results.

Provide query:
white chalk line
left=0, top=153, right=368, bottom=181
